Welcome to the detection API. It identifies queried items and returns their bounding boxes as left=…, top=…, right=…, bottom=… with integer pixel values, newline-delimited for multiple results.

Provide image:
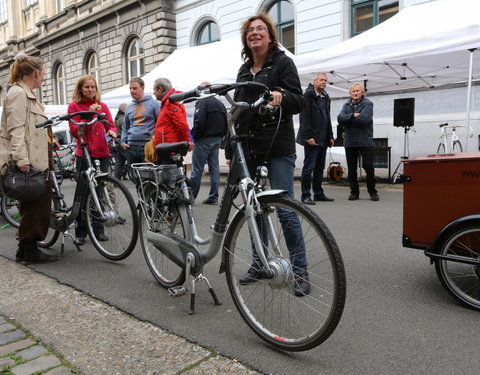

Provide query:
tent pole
left=465, top=48, right=476, bottom=152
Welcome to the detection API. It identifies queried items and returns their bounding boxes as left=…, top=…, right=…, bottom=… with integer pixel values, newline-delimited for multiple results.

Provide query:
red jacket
left=154, top=88, right=191, bottom=146
left=68, top=100, right=116, bottom=158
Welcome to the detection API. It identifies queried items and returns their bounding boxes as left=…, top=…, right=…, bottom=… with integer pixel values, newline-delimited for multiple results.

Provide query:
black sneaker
left=239, top=266, right=265, bottom=285
left=15, top=248, right=25, bottom=262
left=293, top=272, right=310, bottom=296
left=203, top=199, right=218, bottom=205
left=96, top=234, right=108, bottom=241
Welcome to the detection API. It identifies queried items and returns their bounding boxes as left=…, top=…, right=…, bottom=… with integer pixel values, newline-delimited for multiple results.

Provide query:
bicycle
left=132, top=82, right=346, bottom=352
left=53, top=143, right=76, bottom=185
left=436, top=123, right=472, bottom=154
left=35, top=111, right=139, bottom=260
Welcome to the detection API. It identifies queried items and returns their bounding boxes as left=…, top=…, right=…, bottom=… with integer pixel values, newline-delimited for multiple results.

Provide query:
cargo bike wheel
left=434, top=222, right=480, bottom=311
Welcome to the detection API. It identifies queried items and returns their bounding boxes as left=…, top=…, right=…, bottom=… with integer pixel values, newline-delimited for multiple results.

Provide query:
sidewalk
left=0, top=256, right=261, bottom=375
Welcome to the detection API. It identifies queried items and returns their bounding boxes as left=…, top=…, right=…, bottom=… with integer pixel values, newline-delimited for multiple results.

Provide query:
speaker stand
left=391, top=126, right=411, bottom=183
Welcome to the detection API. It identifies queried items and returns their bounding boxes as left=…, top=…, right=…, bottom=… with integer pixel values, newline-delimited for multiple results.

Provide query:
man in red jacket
left=153, top=78, right=193, bottom=164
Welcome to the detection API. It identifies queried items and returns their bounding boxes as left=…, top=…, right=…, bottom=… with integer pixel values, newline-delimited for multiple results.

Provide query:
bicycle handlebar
left=35, top=111, right=106, bottom=129
left=168, top=82, right=278, bottom=116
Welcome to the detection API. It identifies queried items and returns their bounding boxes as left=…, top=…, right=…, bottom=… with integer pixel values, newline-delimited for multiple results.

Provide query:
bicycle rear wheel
left=1, top=196, right=20, bottom=229
left=437, top=143, right=445, bottom=154
left=434, top=223, right=480, bottom=311
left=453, top=140, right=463, bottom=153
left=224, top=194, right=346, bottom=351
left=83, top=175, right=138, bottom=260
left=139, top=182, right=187, bottom=288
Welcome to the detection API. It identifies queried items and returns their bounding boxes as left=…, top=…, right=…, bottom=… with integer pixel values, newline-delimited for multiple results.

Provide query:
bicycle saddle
left=155, top=141, right=189, bottom=157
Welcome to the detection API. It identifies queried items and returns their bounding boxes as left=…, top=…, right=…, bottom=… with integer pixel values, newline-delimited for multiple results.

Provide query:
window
left=57, top=0, right=64, bottom=12
left=126, top=38, right=145, bottom=81
left=25, top=0, right=37, bottom=6
left=87, top=52, right=99, bottom=82
left=196, top=21, right=220, bottom=46
left=55, top=64, right=67, bottom=105
left=373, top=138, right=389, bottom=169
left=268, top=0, right=295, bottom=54
left=351, top=0, right=398, bottom=36
left=0, top=0, right=7, bottom=23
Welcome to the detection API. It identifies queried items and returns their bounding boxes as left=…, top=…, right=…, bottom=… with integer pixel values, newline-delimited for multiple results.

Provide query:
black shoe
left=370, top=193, right=380, bottom=201
left=96, top=234, right=108, bottom=241
left=314, top=195, right=334, bottom=202
left=15, top=248, right=24, bottom=262
left=239, top=266, right=265, bottom=285
left=293, top=272, right=310, bottom=296
left=348, top=194, right=359, bottom=201
left=203, top=199, right=218, bottom=205
left=301, top=197, right=315, bottom=205
left=117, top=216, right=126, bottom=224
left=74, top=237, right=86, bottom=246
left=23, top=248, right=58, bottom=264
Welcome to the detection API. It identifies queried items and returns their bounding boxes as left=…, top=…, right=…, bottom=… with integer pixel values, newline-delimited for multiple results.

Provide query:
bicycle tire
left=453, top=140, right=463, bottom=153
left=437, top=143, right=445, bottom=154
left=38, top=193, right=65, bottom=248
left=224, top=194, right=346, bottom=351
left=434, top=223, right=480, bottom=311
left=139, top=182, right=188, bottom=288
left=83, top=175, right=138, bottom=260
left=1, top=196, right=21, bottom=229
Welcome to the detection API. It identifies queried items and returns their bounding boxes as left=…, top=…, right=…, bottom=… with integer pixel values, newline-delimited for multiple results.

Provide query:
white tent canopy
left=294, top=0, right=480, bottom=95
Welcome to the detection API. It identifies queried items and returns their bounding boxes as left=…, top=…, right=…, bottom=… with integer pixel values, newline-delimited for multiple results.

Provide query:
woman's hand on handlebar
left=269, top=90, right=283, bottom=106
left=107, top=129, right=117, bottom=138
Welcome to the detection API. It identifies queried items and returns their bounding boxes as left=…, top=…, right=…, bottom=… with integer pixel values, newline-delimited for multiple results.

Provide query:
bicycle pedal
left=168, top=286, right=187, bottom=297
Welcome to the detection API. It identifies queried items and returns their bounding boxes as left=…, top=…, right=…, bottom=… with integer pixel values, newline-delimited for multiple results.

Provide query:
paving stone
left=12, top=354, right=61, bottom=375
left=0, top=338, right=36, bottom=357
left=45, top=366, right=74, bottom=375
left=0, top=323, right=16, bottom=333
left=0, top=356, right=15, bottom=367
left=18, top=345, right=49, bottom=360
left=0, top=330, right=26, bottom=345
left=0, top=316, right=6, bottom=324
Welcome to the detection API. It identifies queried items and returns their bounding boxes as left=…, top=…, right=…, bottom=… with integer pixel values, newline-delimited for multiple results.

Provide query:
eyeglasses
left=246, top=26, right=268, bottom=34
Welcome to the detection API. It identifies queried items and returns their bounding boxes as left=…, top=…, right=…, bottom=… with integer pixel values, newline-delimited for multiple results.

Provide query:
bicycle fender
left=431, top=214, right=480, bottom=253
left=218, top=189, right=287, bottom=274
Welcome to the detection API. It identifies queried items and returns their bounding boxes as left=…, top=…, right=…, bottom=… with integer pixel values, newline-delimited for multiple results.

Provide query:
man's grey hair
left=154, top=77, right=172, bottom=91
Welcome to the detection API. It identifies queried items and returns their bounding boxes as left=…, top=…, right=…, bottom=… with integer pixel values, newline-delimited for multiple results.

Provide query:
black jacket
left=191, top=96, right=227, bottom=139
left=337, top=97, right=374, bottom=147
left=226, top=48, right=305, bottom=160
left=296, top=83, right=333, bottom=147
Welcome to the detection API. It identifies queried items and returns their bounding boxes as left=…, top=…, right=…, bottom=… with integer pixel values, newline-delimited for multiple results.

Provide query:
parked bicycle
left=436, top=123, right=472, bottom=154
left=35, top=111, right=138, bottom=260
left=53, top=143, right=76, bottom=185
left=132, top=82, right=346, bottom=351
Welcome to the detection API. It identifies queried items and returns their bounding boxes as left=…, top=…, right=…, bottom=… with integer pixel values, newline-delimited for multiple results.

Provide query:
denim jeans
left=300, top=144, right=327, bottom=200
left=75, top=156, right=110, bottom=238
left=125, top=145, right=145, bottom=185
left=113, top=146, right=127, bottom=180
left=248, top=154, right=307, bottom=274
left=190, top=136, right=221, bottom=201
left=345, top=146, right=377, bottom=195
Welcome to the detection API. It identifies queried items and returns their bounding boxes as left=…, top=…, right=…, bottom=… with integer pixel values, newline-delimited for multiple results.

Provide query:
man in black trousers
left=296, top=72, right=335, bottom=205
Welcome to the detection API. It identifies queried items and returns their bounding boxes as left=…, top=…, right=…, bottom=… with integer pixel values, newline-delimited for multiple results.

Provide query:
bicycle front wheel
left=224, top=194, right=346, bottom=351
left=437, top=143, right=445, bottom=154
left=453, top=141, right=463, bottom=153
left=434, top=223, right=480, bottom=311
left=83, top=175, right=138, bottom=260
left=140, top=182, right=187, bottom=288
left=1, top=196, right=21, bottom=229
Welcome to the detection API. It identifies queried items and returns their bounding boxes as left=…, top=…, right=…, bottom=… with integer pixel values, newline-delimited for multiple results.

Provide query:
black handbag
left=0, top=162, right=48, bottom=202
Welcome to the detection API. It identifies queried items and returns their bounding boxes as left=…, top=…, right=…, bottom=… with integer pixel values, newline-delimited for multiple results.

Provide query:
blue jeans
left=125, top=145, right=145, bottom=185
left=248, top=154, right=307, bottom=274
left=300, top=144, right=327, bottom=200
left=190, top=136, right=221, bottom=201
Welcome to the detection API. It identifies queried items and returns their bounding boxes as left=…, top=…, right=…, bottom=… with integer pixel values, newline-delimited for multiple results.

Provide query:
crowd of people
left=0, top=13, right=379, bottom=269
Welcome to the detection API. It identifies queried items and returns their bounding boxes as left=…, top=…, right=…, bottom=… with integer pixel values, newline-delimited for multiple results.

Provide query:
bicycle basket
left=156, top=165, right=179, bottom=185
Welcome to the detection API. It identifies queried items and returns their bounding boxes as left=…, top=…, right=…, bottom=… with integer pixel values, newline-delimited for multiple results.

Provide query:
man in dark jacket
left=296, top=73, right=335, bottom=204
left=190, top=91, right=227, bottom=204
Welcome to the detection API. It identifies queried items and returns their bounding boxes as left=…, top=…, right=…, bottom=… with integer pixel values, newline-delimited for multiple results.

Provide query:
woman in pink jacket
left=68, top=75, right=117, bottom=246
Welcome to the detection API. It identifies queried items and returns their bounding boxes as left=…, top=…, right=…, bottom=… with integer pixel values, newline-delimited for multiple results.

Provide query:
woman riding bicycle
left=68, top=75, right=117, bottom=246
left=226, top=14, right=309, bottom=295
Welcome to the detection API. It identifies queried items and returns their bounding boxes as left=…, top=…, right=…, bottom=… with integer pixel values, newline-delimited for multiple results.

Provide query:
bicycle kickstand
left=188, top=274, right=222, bottom=315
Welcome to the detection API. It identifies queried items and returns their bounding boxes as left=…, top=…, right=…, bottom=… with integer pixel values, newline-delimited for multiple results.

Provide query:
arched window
left=54, top=63, right=67, bottom=105
left=268, top=0, right=295, bottom=54
left=87, top=52, right=100, bottom=82
left=196, top=21, right=220, bottom=46
left=351, top=0, right=399, bottom=36
left=126, top=38, right=145, bottom=81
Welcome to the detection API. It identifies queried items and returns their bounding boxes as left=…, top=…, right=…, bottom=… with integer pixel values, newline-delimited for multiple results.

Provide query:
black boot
left=22, top=240, right=58, bottom=264
left=15, top=245, right=25, bottom=262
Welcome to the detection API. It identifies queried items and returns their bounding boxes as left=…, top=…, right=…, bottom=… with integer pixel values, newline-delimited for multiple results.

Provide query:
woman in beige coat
left=0, top=54, right=58, bottom=263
